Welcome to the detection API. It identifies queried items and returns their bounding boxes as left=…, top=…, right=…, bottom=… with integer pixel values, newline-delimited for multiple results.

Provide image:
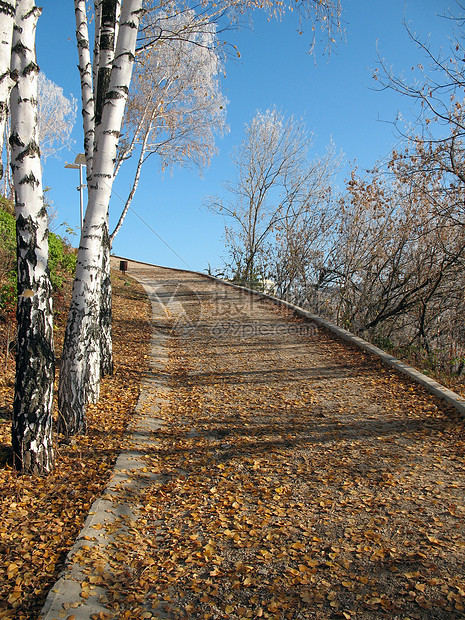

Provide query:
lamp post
left=64, top=153, right=86, bottom=230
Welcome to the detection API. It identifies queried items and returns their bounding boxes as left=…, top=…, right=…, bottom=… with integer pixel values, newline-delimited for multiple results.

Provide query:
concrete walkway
left=39, top=260, right=465, bottom=619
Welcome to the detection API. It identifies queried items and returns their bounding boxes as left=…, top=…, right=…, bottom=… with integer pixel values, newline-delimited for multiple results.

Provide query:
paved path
left=40, top=262, right=176, bottom=620
left=40, top=261, right=465, bottom=620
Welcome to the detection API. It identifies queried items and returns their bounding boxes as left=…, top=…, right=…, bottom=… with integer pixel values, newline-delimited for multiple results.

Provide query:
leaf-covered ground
left=64, top=264, right=464, bottom=620
left=1, top=263, right=465, bottom=619
left=0, top=273, right=151, bottom=619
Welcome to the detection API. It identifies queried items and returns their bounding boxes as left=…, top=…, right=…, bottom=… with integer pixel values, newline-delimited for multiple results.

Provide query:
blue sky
left=37, top=1, right=454, bottom=272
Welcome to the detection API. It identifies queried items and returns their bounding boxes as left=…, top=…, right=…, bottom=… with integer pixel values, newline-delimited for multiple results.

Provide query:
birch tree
left=10, top=0, right=55, bottom=473
left=94, top=7, right=228, bottom=371
left=95, top=0, right=120, bottom=378
left=58, top=0, right=142, bottom=436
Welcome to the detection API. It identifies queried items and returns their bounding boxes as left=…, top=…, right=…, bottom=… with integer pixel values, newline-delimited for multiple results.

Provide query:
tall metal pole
left=78, top=163, right=84, bottom=229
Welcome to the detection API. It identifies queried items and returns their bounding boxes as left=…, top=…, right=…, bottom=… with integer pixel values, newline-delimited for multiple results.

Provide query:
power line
left=65, top=142, right=193, bottom=270
left=127, top=204, right=191, bottom=269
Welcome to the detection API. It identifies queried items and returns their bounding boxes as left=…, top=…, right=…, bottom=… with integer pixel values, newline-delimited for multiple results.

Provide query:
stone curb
left=113, top=256, right=465, bottom=419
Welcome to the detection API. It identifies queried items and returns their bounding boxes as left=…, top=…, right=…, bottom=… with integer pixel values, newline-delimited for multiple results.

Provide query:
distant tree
left=357, top=5, right=465, bottom=369
left=266, top=141, right=341, bottom=301
left=312, top=158, right=465, bottom=372
left=37, top=73, right=77, bottom=161
left=209, top=108, right=312, bottom=283
left=1, top=72, right=76, bottom=195
left=208, top=108, right=340, bottom=285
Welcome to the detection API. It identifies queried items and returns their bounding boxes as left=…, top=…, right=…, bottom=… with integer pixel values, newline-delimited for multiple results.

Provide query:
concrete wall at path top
left=111, top=255, right=465, bottom=419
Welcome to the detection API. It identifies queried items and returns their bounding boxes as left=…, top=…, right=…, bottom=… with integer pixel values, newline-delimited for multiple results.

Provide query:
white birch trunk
left=95, top=0, right=117, bottom=376
left=75, top=0, right=118, bottom=381
left=92, top=0, right=102, bottom=98
left=10, top=0, right=54, bottom=474
left=75, top=0, right=95, bottom=172
left=0, top=0, right=16, bottom=179
left=94, top=0, right=117, bottom=126
left=99, top=213, right=113, bottom=376
left=58, top=0, right=142, bottom=435
left=99, top=117, right=149, bottom=373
